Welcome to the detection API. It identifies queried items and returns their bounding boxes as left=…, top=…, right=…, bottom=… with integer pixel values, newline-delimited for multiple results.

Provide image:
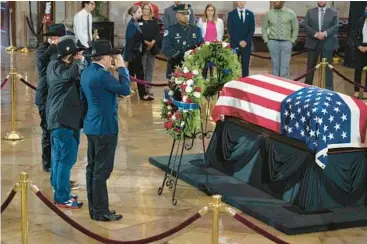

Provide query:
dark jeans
left=86, top=134, right=118, bottom=218
left=37, top=104, right=51, bottom=170
left=305, top=47, right=334, bottom=91
left=237, top=48, right=251, bottom=77
left=128, top=53, right=146, bottom=99
left=354, top=49, right=367, bottom=92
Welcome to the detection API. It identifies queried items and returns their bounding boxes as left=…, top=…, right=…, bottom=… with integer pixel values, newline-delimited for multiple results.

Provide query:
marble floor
left=1, top=47, right=366, bottom=244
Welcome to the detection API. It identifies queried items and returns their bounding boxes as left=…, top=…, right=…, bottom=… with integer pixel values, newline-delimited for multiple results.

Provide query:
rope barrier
left=251, top=49, right=307, bottom=60
left=328, top=64, right=367, bottom=90
left=335, top=51, right=345, bottom=59
left=155, top=55, right=168, bottom=62
left=1, top=184, right=19, bottom=213
left=232, top=213, right=290, bottom=244
left=130, top=76, right=168, bottom=87
left=19, top=77, right=37, bottom=90
left=32, top=184, right=206, bottom=244
left=26, top=16, right=43, bottom=36
left=1, top=75, right=9, bottom=89
left=293, top=64, right=321, bottom=81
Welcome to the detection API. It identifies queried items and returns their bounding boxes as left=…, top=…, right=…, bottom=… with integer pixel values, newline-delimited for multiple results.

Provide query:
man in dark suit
left=227, top=1, right=255, bottom=77
left=81, top=40, right=130, bottom=221
left=302, top=1, right=339, bottom=90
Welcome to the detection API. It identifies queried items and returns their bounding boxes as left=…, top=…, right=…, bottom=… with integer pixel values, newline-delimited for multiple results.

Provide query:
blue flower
left=232, top=49, right=237, bottom=54
left=223, top=69, right=232, bottom=75
left=205, top=62, right=213, bottom=68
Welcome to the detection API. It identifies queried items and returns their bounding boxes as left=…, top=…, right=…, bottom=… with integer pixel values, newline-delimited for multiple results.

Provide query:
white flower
left=167, top=105, right=172, bottom=111
left=172, top=115, right=176, bottom=120
left=180, top=121, right=185, bottom=127
left=222, top=41, right=229, bottom=48
left=168, top=112, right=172, bottom=115
left=175, top=78, right=183, bottom=85
left=192, top=70, right=199, bottom=76
left=183, top=67, right=189, bottom=73
left=193, top=92, right=201, bottom=98
left=186, top=79, right=194, bottom=86
left=163, top=98, right=168, bottom=103
left=205, top=41, right=210, bottom=45
left=183, top=110, right=189, bottom=113
left=168, top=90, right=174, bottom=96
left=185, top=86, right=193, bottom=93
left=196, top=46, right=201, bottom=50
left=184, top=50, right=193, bottom=56
left=182, top=96, right=188, bottom=102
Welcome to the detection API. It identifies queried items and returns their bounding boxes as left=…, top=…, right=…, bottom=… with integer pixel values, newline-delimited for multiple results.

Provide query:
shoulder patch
left=164, top=30, right=169, bottom=37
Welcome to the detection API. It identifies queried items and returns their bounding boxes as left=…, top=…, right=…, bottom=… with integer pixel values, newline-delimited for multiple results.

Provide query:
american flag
left=212, top=74, right=367, bottom=169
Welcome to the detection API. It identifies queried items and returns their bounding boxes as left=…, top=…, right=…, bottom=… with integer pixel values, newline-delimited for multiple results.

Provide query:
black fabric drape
left=207, top=119, right=367, bottom=211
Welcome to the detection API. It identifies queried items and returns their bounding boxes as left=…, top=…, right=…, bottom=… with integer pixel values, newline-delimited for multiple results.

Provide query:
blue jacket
left=123, top=19, right=143, bottom=62
left=81, top=63, right=130, bottom=135
left=227, top=9, right=255, bottom=50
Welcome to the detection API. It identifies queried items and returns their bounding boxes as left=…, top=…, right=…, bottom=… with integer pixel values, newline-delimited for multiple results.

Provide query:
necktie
left=320, top=9, right=325, bottom=31
left=240, top=11, right=244, bottom=23
left=87, top=14, right=91, bottom=44
left=277, top=11, right=283, bottom=40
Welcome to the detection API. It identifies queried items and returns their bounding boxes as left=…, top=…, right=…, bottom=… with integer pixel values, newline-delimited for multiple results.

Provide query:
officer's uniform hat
left=173, top=4, right=191, bottom=15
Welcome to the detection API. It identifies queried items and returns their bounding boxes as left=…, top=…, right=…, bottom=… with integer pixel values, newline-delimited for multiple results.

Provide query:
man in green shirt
left=262, top=1, right=299, bottom=78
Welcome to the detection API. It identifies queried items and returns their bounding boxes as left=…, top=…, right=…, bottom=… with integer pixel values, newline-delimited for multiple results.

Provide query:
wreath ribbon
left=164, top=90, right=200, bottom=110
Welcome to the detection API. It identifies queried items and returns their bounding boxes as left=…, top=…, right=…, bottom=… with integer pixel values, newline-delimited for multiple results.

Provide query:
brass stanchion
left=210, top=195, right=222, bottom=244
left=318, top=58, right=328, bottom=89
left=20, top=172, right=29, bottom=244
left=6, top=8, right=18, bottom=52
left=20, top=11, right=30, bottom=53
left=359, top=66, right=367, bottom=99
left=93, top=29, right=100, bottom=41
left=3, top=52, right=24, bottom=141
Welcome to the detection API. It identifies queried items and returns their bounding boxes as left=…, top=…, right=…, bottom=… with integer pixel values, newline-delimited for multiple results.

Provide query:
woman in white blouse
left=197, top=4, right=224, bottom=42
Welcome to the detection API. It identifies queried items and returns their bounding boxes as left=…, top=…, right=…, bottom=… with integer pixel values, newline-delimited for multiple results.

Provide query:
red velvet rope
left=34, top=190, right=202, bottom=244
left=329, top=66, right=367, bottom=90
left=130, top=76, right=168, bottom=87
left=155, top=56, right=168, bottom=62
left=19, top=78, right=37, bottom=90
left=293, top=66, right=317, bottom=81
left=1, top=189, right=17, bottom=213
left=251, top=49, right=307, bottom=60
left=233, top=213, right=290, bottom=244
left=1, top=76, right=9, bottom=89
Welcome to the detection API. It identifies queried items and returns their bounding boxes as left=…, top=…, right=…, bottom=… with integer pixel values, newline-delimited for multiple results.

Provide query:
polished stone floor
left=1, top=47, right=366, bottom=244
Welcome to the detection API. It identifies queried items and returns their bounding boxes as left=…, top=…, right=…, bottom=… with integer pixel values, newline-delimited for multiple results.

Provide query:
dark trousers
left=238, top=48, right=251, bottom=77
left=354, top=49, right=367, bottom=92
left=86, top=134, right=118, bottom=218
left=37, top=104, right=51, bottom=170
left=305, top=47, right=334, bottom=90
left=128, top=53, right=146, bottom=99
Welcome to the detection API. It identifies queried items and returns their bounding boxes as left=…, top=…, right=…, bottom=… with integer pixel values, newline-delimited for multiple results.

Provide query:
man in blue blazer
left=81, top=40, right=130, bottom=221
left=227, top=1, right=255, bottom=77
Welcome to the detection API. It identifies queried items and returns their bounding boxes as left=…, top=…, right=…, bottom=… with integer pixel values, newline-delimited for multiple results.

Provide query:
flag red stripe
left=220, top=87, right=282, bottom=112
left=237, top=77, right=296, bottom=96
left=212, top=105, right=280, bottom=132
left=351, top=98, right=367, bottom=143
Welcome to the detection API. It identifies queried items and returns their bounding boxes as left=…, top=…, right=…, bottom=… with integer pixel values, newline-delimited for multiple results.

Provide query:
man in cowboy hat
left=162, top=4, right=203, bottom=80
left=36, top=23, right=74, bottom=173
left=46, top=38, right=85, bottom=209
left=81, top=40, right=130, bottom=221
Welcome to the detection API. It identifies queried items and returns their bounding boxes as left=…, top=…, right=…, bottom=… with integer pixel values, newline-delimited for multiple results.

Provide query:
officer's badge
left=176, top=33, right=179, bottom=37
left=183, top=41, right=186, bottom=45
left=92, top=49, right=96, bottom=55
left=193, top=33, right=196, bottom=38
left=164, top=30, right=169, bottom=37
left=66, top=46, right=70, bottom=51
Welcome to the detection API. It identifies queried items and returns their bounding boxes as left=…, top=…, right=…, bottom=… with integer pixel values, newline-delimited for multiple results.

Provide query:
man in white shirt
left=74, top=1, right=95, bottom=48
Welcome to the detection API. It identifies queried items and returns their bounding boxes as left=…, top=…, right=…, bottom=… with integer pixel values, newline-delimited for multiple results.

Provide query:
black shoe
left=90, top=210, right=116, bottom=219
left=43, top=167, right=50, bottom=173
left=93, top=213, right=123, bottom=221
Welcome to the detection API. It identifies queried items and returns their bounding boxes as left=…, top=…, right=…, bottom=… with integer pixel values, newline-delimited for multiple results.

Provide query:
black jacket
left=46, top=59, right=83, bottom=131
left=345, top=17, right=367, bottom=68
left=35, top=42, right=58, bottom=105
left=139, top=17, right=161, bottom=56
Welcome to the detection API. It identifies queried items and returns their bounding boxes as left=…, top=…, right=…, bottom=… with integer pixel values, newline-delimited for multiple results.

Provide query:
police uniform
left=162, top=4, right=203, bottom=79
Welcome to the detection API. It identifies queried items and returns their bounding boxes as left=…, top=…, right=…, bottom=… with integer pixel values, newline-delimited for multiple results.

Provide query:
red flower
left=164, top=121, right=173, bottom=129
left=175, top=111, right=182, bottom=120
left=185, top=73, right=195, bottom=79
left=168, top=114, right=173, bottom=119
left=166, top=100, right=172, bottom=105
left=174, top=127, right=181, bottom=133
left=195, top=86, right=201, bottom=92
left=186, top=97, right=192, bottom=103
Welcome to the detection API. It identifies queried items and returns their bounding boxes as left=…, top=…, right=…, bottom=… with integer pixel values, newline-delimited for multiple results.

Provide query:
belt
left=269, top=39, right=288, bottom=42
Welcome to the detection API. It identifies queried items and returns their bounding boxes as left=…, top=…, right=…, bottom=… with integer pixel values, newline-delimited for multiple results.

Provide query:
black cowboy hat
left=88, top=40, right=120, bottom=57
left=42, top=23, right=74, bottom=37
left=56, top=38, right=85, bottom=58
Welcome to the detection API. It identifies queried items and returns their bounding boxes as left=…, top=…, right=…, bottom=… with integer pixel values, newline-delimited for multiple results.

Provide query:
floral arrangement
left=161, top=41, right=241, bottom=139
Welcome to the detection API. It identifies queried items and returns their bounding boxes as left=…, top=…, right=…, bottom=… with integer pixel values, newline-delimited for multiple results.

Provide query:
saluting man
left=162, top=4, right=203, bottom=80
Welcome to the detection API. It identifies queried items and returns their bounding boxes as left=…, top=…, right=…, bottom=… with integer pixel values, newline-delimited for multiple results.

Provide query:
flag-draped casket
left=208, top=74, right=367, bottom=211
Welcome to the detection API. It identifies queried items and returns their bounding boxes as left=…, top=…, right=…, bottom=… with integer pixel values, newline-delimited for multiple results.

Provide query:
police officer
left=162, top=4, right=203, bottom=80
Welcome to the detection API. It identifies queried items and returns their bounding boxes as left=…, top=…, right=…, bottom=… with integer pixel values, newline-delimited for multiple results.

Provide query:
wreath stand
left=157, top=96, right=216, bottom=206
